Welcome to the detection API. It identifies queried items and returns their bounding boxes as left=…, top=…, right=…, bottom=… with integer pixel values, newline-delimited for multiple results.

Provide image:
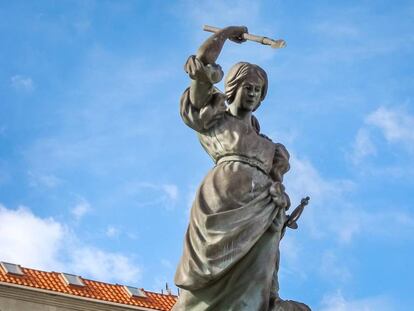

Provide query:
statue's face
left=233, top=73, right=263, bottom=112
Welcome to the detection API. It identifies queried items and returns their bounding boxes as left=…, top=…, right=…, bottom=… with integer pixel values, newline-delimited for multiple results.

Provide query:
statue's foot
left=270, top=298, right=311, bottom=311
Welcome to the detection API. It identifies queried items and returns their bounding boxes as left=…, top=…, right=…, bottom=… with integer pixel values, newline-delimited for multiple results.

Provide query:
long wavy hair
left=224, top=62, right=268, bottom=111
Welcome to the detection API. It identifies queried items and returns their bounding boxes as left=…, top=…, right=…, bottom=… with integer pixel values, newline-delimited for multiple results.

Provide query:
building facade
left=0, top=262, right=177, bottom=311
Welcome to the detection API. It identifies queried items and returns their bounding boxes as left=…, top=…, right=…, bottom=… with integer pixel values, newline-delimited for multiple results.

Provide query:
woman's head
left=224, top=62, right=268, bottom=111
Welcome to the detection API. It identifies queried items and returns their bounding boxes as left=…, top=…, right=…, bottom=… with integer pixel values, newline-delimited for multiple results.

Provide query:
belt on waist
left=216, top=155, right=269, bottom=175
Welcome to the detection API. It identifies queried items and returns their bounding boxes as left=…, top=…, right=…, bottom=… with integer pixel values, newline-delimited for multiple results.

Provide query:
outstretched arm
left=196, top=26, right=248, bottom=65
left=186, top=26, right=248, bottom=108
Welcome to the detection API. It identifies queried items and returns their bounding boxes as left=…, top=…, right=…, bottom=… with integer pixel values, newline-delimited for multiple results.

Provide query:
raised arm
left=185, top=26, right=248, bottom=108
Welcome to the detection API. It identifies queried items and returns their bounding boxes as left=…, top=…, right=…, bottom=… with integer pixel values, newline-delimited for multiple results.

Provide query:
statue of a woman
left=173, top=26, right=310, bottom=311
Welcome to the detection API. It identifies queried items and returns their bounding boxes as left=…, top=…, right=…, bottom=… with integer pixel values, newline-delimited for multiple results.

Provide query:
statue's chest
left=198, top=115, right=275, bottom=170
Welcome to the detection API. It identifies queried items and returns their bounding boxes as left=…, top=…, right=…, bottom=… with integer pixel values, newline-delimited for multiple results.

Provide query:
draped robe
left=172, top=86, right=289, bottom=311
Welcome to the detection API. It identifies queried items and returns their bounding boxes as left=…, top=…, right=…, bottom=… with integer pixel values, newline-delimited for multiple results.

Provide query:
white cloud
left=10, top=75, right=35, bottom=92
left=285, top=154, right=414, bottom=244
left=366, top=106, right=414, bottom=150
left=320, top=201, right=414, bottom=244
left=394, top=211, right=414, bottom=227
left=151, top=259, right=176, bottom=294
left=350, top=128, right=377, bottom=164
left=0, top=205, right=65, bottom=270
left=118, top=181, right=180, bottom=210
left=335, top=213, right=361, bottom=243
left=28, top=171, right=62, bottom=188
left=279, top=235, right=308, bottom=282
left=355, top=209, right=414, bottom=238
left=313, top=21, right=360, bottom=39
left=285, top=154, right=354, bottom=239
left=181, top=0, right=278, bottom=66
left=320, top=291, right=394, bottom=311
left=106, top=225, right=120, bottom=238
left=162, top=184, right=179, bottom=201
left=151, top=276, right=176, bottom=295
left=184, top=0, right=261, bottom=27
left=160, top=259, right=173, bottom=269
left=79, top=46, right=172, bottom=104
left=70, top=247, right=140, bottom=285
left=184, top=185, right=198, bottom=217
left=23, top=47, right=174, bottom=179
left=286, top=155, right=353, bottom=203
left=71, top=199, right=91, bottom=220
left=319, top=251, right=351, bottom=283
left=295, top=6, right=413, bottom=71
left=0, top=204, right=142, bottom=285
left=348, top=106, right=414, bottom=174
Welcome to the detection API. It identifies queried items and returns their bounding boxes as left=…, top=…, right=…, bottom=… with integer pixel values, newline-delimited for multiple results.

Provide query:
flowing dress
left=173, top=86, right=309, bottom=311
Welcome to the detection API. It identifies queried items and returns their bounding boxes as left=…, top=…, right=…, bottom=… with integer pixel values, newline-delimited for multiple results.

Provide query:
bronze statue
left=173, top=25, right=311, bottom=311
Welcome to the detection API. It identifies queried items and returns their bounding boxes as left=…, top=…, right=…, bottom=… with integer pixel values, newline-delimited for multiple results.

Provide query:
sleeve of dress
left=270, top=143, right=291, bottom=182
left=180, top=87, right=226, bottom=133
left=180, top=56, right=226, bottom=133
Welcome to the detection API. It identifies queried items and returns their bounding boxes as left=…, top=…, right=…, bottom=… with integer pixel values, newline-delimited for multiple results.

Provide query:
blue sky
left=1, top=1, right=413, bottom=310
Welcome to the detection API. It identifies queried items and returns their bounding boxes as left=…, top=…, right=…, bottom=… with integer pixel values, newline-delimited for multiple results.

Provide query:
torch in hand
left=203, top=25, right=287, bottom=49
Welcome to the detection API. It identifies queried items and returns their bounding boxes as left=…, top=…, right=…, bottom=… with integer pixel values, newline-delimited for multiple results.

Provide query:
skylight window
left=0, top=262, right=24, bottom=275
left=124, top=285, right=147, bottom=298
left=61, top=273, right=85, bottom=287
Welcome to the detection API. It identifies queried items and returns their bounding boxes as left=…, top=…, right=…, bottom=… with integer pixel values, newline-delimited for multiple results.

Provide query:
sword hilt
left=285, top=196, right=310, bottom=229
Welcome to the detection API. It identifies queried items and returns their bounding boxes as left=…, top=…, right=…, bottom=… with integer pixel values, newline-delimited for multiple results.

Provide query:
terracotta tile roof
left=0, top=263, right=177, bottom=311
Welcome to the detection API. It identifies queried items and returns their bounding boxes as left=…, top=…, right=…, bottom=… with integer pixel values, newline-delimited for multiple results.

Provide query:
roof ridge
left=19, top=265, right=176, bottom=296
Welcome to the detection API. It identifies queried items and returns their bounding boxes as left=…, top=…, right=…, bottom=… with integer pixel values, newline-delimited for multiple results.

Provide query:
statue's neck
left=228, top=105, right=252, bottom=124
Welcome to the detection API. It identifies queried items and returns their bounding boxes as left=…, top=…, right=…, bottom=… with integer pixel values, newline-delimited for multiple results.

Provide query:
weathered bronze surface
left=173, top=26, right=311, bottom=311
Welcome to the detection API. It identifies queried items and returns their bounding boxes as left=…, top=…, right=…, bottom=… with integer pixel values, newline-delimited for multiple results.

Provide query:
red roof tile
left=0, top=263, right=177, bottom=311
